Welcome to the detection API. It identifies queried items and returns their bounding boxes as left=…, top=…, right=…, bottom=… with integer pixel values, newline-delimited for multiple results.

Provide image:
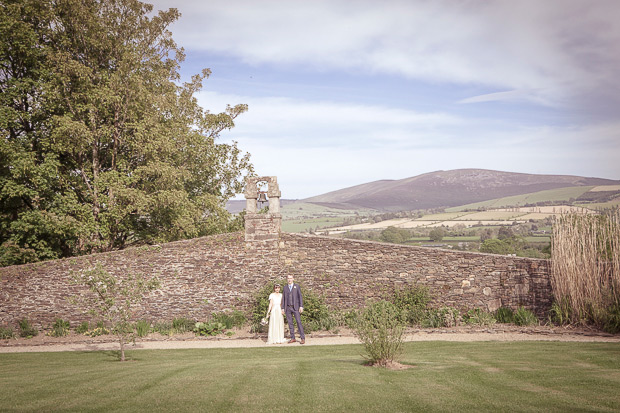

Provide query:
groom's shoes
left=288, top=339, right=297, bottom=343
left=300, top=339, right=305, bottom=345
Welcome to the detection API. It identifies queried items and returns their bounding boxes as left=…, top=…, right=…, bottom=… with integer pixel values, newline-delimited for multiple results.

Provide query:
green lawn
left=281, top=217, right=346, bottom=233
left=446, top=186, right=594, bottom=212
left=1, top=342, right=619, bottom=412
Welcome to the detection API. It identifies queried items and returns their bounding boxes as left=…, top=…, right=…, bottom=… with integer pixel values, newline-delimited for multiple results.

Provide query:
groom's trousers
left=285, top=306, right=305, bottom=340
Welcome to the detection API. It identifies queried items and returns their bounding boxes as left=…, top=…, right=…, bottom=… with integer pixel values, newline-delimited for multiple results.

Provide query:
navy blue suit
left=281, top=283, right=305, bottom=340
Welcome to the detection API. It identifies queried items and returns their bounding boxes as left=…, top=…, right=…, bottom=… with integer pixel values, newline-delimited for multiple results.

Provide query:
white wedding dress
left=267, top=293, right=286, bottom=344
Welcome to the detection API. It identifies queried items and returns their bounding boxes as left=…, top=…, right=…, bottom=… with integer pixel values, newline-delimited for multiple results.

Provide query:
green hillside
left=281, top=202, right=375, bottom=233
left=446, top=186, right=594, bottom=212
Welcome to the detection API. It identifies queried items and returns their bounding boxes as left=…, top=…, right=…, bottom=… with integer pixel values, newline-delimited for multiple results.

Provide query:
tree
left=429, top=228, right=446, bottom=242
left=381, top=226, right=409, bottom=244
left=480, top=239, right=512, bottom=255
left=0, top=0, right=252, bottom=266
left=70, top=263, right=160, bottom=361
left=497, top=226, right=514, bottom=240
left=480, top=228, right=494, bottom=242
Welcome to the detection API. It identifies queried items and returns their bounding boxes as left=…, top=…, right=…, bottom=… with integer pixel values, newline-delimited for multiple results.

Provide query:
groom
left=281, top=274, right=305, bottom=344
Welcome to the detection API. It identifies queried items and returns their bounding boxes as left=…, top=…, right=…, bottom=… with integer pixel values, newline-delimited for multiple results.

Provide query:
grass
left=1, top=342, right=619, bottom=412
left=446, top=186, right=594, bottom=212
left=281, top=217, right=347, bottom=233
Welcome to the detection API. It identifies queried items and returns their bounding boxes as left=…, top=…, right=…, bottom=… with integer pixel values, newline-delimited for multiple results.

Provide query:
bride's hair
left=273, top=284, right=281, bottom=292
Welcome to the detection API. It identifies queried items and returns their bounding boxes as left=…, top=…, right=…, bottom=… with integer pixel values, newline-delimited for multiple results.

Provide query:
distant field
left=494, top=205, right=596, bottom=213
left=281, top=202, right=374, bottom=219
left=591, top=185, right=620, bottom=191
left=578, top=196, right=620, bottom=209
left=452, top=211, right=527, bottom=221
left=282, top=187, right=607, bottom=234
left=426, top=220, right=520, bottom=227
left=414, top=212, right=469, bottom=220
left=281, top=217, right=347, bottom=233
left=446, top=186, right=594, bottom=212
left=525, top=236, right=551, bottom=243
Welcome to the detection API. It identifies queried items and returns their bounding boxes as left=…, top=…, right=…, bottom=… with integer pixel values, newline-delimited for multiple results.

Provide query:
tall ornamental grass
left=551, top=209, right=620, bottom=330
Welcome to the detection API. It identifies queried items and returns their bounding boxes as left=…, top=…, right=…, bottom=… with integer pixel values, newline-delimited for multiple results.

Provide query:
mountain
left=302, top=169, right=620, bottom=211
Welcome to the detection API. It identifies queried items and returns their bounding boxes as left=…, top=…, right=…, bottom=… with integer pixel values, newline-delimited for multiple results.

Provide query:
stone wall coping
left=284, top=233, right=550, bottom=263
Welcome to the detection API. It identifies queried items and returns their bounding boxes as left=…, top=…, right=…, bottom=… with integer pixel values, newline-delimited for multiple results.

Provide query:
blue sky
left=150, top=0, right=620, bottom=199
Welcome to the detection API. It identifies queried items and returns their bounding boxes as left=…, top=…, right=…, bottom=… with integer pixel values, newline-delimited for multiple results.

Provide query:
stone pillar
left=244, top=176, right=282, bottom=244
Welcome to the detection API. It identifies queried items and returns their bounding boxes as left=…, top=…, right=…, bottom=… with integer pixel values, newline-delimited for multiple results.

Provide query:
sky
left=150, top=0, right=620, bottom=199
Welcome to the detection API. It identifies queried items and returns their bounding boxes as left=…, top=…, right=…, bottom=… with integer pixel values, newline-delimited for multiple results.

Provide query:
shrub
left=513, top=307, right=539, bottom=326
left=354, top=300, right=405, bottom=366
left=299, top=289, right=331, bottom=334
left=603, top=303, right=620, bottom=334
left=18, top=318, right=38, bottom=338
left=343, top=309, right=359, bottom=329
left=211, top=311, right=245, bottom=329
left=135, top=320, right=151, bottom=337
left=495, top=307, right=515, bottom=324
left=84, top=326, right=109, bottom=337
left=152, top=321, right=174, bottom=336
left=75, top=322, right=90, bottom=334
left=549, top=299, right=572, bottom=325
left=49, top=319, right=71, bottom=337
left=463, top=309, right=496, bottom=326
left=0, top=326, right=15, bottom=339
left=390, top=285, right=431, bottom=325
left=172, top=317, right=196, bottom=333
left=423, top=307, right=460, bottom=328
left=194, top=321, right=226, bottom=336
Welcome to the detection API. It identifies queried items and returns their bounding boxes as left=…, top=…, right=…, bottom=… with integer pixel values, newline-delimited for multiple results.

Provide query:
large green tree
left=0, top=0, right=252, bottom=266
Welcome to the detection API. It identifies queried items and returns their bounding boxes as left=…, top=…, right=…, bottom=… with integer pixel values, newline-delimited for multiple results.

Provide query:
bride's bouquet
left=260, top=316, right=269, bottom=326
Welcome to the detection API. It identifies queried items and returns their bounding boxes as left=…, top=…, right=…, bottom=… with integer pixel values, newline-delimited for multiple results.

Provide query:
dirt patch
left=367, top=360, right=416, bottom=370
left=1, top=324, right=618, bottom=353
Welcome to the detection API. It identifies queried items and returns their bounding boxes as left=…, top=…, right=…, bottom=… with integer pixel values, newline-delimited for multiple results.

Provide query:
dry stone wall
left=0, top=232, right=552, bottom=329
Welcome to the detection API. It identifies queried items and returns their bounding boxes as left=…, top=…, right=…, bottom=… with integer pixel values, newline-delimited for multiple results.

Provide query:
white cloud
left=206, top=91, right=620, bottom=198
left=198, top=91, right=465, bottom=149
left=153, top=0, right=620, bottom=110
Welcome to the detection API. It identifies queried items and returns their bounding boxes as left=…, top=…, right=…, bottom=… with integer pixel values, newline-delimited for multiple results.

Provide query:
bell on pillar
left=257, top=192, right=268, bottom=209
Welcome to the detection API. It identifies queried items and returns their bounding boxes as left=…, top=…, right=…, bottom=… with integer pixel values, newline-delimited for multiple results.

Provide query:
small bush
left=343, top=309, right=360, bottom=329
left=49, top=319, right=71, bottom=337
left=0, top=326, right=15, bottom=339
left=172, top=317, right=195, bottom=333
left=75, top=322, right=90, bottom=334
left=603, top=303, right=620, bottom=334
left=354, top=300, right=405, bottom=366
left=390, top=285, right=431, bottom=325
left=549, top=299, right=572, bottom=325
left=423, top=307, right=460, bottom=328
left=18, top=318, right=38, bottom=338
left=495, top=307, right=515, bottom=324
left=152, top=321, right=174, bottom=336
left=463, top=309, right=496, bottom=326
left=135, top=320, right=151, bottom=337
left=194, top=321, right=226, bottom=336
left=84, top=326, right=109, bottom=337
left=513, top=307, right=539, bottom=326
left=211, top=311, right=245, bottom=329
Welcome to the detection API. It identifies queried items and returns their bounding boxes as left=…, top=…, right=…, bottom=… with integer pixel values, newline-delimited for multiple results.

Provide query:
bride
left=266, top=284, right=286, bottom=344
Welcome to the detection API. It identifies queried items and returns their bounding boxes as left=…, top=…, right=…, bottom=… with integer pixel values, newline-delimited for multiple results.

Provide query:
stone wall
left=0, top=232, right=552, bottom=329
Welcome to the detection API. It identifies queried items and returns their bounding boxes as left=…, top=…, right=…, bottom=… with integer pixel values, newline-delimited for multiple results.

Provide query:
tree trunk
left=119, top=335, right=125, bottom=362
